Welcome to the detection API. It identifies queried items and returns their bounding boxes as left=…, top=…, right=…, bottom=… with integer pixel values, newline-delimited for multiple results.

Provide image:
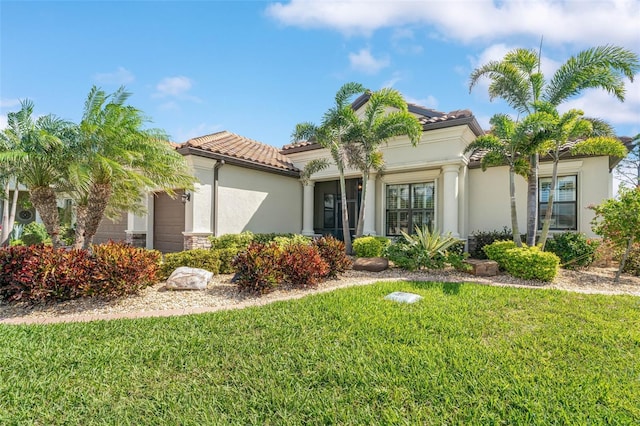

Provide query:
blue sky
left=2, top=0, right=639, bottom=148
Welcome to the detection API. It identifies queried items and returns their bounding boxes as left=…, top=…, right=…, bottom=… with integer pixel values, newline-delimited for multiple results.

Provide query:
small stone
left=352, top=257, right=389, bottom=272
left=384, top=291, right=422, bottom=304
left=165, top=267, right=213, bottom=290
left=463, top=259, right=499, bottom=276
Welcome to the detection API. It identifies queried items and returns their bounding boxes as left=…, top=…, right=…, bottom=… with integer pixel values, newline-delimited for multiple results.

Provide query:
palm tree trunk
left=526, top=153, right=539, bottom=245
left=1, top=181, right=10, bottom=245
left=74, top=203, right=88, bottom=250
left=539, top=158, right=559, bottom=250
left=509, top=169, right=523, bottom=247
left=30, top=185, right=62, bottom=247
left=355, top=170, right=368, bottom=238
left=7, top=183, right=19, bottom=244
left=82, top=183, right=112, bottom=249
left=338, top=170, right=352, bottom=255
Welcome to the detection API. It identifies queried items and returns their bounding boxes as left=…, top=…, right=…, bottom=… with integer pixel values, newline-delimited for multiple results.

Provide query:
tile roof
left=180, top=131, right=299, bottom=174
left=281, top=97, right=483, bottom=153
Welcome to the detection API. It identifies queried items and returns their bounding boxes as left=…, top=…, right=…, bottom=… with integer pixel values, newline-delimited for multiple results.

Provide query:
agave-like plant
left=401, top=225, right=459, bottom=260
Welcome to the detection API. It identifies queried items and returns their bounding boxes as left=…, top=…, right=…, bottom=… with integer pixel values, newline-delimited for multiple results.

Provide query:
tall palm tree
left=71, top=86, right=194, bottom=249
left=0, top=100, right=75, bottom=247
left=535, top=103, right=627, bottom=248
left=344, top=88, right=422, bottom=238
left=464, top=113, right=535, bottom=246
left=470, top=45, right=639, bottom=245
left=292, top=82, right=367, bottom=254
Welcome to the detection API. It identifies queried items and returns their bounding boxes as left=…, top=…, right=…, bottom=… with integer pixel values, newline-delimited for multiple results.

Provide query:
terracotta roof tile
left=183, top=131, right=299, bottom=173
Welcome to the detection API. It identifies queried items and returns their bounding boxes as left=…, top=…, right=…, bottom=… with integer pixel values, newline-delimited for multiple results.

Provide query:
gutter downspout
left=213, top=160, right=225, bottom=237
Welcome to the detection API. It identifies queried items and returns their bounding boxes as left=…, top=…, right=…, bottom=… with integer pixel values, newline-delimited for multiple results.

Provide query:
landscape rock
left=352, top=257, right=389, bottom=272
left=165, top=267, right=213, bottom=290
left=464, top=259, right=499, bottom=276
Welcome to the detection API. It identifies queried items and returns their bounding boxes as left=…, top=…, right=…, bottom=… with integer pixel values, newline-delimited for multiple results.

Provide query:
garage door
left=153, top=191, right=185, bottom=253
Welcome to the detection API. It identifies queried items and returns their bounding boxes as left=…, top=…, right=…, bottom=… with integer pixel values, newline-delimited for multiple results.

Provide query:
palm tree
left=615, top=133, right=640, bottom=189
left=0, top=100, right=75, bottom=247
left=70, top=86, right=194, bottom=249
left=292, top=82, right=367, bottom=254
left=464, top=113, right=535, bottom=246
left=470, top=45, right=639, bottom=245
left=344, top=88, right=422, bottom=238
left=535, top=103, right=628, bottom=248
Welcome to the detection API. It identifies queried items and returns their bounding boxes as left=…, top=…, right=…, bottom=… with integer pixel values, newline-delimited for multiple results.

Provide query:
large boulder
left=165, top=267, right=213, bottom=290
left=352, top=257, right=389, bottom=272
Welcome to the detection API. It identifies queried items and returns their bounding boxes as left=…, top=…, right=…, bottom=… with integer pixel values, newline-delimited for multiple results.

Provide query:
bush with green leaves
left=544, top=232, right=599, bottom=269
left=469, top=227, right=513, bottom=259
left=214, top=247, right=239, bottom=274
left=252, top=233, right=295, bottom=244
left=622, top=242, right=640, bottom=276
left=384, top=227, right=462, bottom=271
left=502, top=246, right=560, bottom=282
left=353, top=236, right=385, bottom=257
left=209, top=232, right=254, bottom=250
left=161, top=249, right=221, bottom=279
left=21, top=222, right=51, bottom=246
left=272, top=234, right=311, bottom=248
left=483, top=240, right=517, bottom=270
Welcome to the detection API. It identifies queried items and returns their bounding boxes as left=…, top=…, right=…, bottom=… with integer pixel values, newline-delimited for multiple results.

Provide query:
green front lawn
left=1, top=281, right=638, bottom=424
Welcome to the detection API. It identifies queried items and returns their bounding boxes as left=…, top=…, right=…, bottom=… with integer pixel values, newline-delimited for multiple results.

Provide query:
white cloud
left=0, top=98, right=21, bottom=109
left=173, top=123, right=223, bottom=143
left=348, top=48, right=390, bottom=74
left=0, top=114, right=7, bottom=130
left=381, top=71, right=402, bottom=88
left=404, top=95, right=439, bottom=109
left=155, top=76, right=193, bottom=97
left=266, top=0, right=640, bottom=47
left=93, top=67, right=135, bottom=85
left=559, top=79, right=640, bottom=134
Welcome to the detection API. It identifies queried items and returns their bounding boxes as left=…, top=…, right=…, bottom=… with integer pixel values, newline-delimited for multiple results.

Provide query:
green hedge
left=161, top=249, right=221, bottom=278
left=503, top=246, right=560, bottom=282
left=483, top=240, right=517, bottom=270
left=353, top=236, right=389, bottom=257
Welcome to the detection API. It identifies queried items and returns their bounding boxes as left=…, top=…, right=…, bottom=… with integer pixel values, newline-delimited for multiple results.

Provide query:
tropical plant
left=464, top=113, right=544, bottom=246
left=343, top=88, right=422, bottom=237
left=470, top=45, right=639, bottom=245
left=536, top=104, right=627, bottom=248
left=590, top=186, right=640, bottom=282
left=69, top=86, right=194, bottom=249
left=399, top=225, right=460, bottom=269
left=292, top=82, right=367, bottom=254
left=0, top=100, right=75, bottom=247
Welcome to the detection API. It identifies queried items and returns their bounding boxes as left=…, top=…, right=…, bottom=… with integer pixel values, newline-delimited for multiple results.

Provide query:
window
left=539, top=175, right=577, bottom=230
left=386, top=182, right=434, bottom=236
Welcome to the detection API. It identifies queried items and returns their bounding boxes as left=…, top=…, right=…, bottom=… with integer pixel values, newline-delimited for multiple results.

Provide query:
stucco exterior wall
left=468, top=157, right=613, bottom=238
left=217, top=164, right=302, bottom=235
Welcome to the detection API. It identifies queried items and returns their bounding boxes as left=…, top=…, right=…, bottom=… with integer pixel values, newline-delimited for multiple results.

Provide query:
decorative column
left=301, top=181, right=315, bottom=236
left=362, top=173, right=377, bottom=235
left=442, top=164, right=460, bottom=238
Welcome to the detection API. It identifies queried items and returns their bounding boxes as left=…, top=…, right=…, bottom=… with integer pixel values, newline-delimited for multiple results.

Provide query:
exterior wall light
left=181, top=192, right=191, bottom=203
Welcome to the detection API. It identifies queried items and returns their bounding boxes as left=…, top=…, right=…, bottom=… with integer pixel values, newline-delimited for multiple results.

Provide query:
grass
left=1, top=281, right=639, bottom=425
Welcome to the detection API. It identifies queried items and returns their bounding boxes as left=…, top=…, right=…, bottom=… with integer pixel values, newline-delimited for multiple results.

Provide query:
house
left=4, top=94, right=628, bottom=251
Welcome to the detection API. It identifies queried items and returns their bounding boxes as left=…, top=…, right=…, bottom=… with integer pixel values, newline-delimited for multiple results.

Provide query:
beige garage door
left=93, top=212, right=127, bottom=244
left=153, top=191, right=185, bottom=253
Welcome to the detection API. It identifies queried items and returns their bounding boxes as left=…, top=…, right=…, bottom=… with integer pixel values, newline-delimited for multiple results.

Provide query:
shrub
left=252, top=233, right=295, bottom=244
left=232, top=242, right=284, bottom=293
left=161, top=249, right=221, bottom=278
left=502, top=246, right=560, bottom=282
left=385, top=226, right=461, bottom=271
left=21, top=222, right=51, bottom=246
left=210, top=232, right=254, bottom=250
left=384, top=239, right=422, bottom=271
left=544, top=232, right=599, bottom=269
left=622, top=242, right=640, bottom=276
left=469, top=227, right=513, bottom=259
left=312, top=236, right=351, bottom=278
left=353, top=236, right=384, bottom=258
left=90, top=242, right=161, bottom=297
left=483, top=240, right=517, bottom=270
left=280, top=243, right=328, bottom=287
left=0, top=242, right=160, bottom=303
left=272, top=234, right=312, bottom=248
left=214, top=247, right=239, bottom=274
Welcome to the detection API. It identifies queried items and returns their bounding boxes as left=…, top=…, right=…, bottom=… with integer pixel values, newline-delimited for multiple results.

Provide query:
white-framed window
left=539, top=175, right=577, bottom=230
left=386, top=182, right=435, bottom=236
